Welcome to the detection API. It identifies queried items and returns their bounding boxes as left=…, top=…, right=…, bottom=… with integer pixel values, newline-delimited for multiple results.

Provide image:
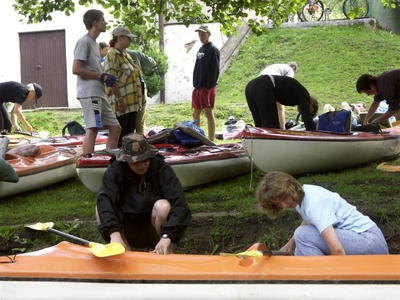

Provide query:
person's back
left=258, top=62, right=298, bottom=129
left=0, top=81, right=42, bottom=134
left=0, top=82, right=28, bottom=104
left=259, top=62, right=297, bottom=77
left=126, top=49, right=156, bottom=72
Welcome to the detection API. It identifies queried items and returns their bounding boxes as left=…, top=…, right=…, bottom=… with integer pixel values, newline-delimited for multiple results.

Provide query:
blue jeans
left=294, top=225, right=389, bottom=256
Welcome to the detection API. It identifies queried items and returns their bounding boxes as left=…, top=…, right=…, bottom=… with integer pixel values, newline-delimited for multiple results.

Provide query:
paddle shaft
left=262, top=250, right=289, bottom=256
left=46, top=227, right=90, bottom=246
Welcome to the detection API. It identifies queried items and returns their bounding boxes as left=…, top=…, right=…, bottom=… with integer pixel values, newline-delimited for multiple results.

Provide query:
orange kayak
left=0, top=242, right=399, bottom=299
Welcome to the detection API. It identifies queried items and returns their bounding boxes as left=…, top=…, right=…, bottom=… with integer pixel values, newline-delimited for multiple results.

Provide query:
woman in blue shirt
left=256, top=171, right=388, bottom=256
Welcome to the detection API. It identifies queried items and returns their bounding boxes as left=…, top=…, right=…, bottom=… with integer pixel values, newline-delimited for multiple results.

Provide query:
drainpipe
left=158, top=13, right=165, bottom=104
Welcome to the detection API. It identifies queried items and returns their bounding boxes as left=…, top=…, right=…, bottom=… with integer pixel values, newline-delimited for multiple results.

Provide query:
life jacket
left=165, top=129, right=203, bottom=148
left=317, top=110, right=352, bottom=133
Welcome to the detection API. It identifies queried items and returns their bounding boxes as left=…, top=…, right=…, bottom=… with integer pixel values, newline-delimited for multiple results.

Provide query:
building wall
left=369, top=0, right=400, bottom=34
left=158, top=23, right=227, bottom=105
left=0, top=1, right=113, bottom=108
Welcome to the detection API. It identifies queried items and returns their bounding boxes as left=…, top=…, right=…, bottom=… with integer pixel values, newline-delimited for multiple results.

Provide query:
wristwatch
left=115, top=96, right=123, bottom=102
left=162, top=234, right=169, bottom=239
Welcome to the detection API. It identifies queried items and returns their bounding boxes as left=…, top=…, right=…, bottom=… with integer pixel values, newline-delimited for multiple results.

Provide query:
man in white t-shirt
left=259, top=62, right=298, bottom=129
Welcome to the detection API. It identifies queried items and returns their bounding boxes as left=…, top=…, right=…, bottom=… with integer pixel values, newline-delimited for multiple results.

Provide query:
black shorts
left=122, top=212, right=160, bottom=249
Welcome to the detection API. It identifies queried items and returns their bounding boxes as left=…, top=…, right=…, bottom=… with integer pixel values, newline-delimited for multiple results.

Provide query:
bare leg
left=151, top=199, right=173, bottom=253
left=106, top=124, right=121, bottom=150
left=204, top=107, right=215, bottom=141
left=322, top=104, right=335, bottom=114
left=83, top=127, right=99, bottom=155
left=341, top=102, right=351, bottom=111
left=192, top=108, right=203, bottom=127
left=276, top=103, right=285, bottom=129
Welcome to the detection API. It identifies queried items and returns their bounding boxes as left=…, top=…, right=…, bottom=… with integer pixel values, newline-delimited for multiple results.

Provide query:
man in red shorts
left=192, top=25, right=220, bottom=141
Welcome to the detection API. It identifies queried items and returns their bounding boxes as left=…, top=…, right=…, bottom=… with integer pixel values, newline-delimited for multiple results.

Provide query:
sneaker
left=1, top=129, right=11, bottom=135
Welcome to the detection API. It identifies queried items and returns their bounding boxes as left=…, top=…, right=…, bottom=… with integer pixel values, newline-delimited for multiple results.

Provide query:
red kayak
left=76, top=143, right=252, bottom=192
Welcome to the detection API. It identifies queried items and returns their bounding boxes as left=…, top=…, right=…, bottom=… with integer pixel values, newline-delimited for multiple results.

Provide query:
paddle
left=24, top=222, right=125, bottom=258
left=220, top=249, right=289, bottom=258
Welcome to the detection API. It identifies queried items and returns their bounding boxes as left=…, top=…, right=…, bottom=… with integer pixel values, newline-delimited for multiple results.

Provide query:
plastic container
left=221, top=116, right=245, bottom=140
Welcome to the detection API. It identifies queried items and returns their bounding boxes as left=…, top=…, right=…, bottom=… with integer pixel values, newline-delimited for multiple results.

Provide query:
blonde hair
left=256, top=171, right=304, bottom=219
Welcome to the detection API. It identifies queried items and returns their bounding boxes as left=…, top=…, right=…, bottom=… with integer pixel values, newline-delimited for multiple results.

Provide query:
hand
left=153, top=238, right=173, bottom=255
left=117, top=99, right=127, bottom=114
left=280, top=237, right=296, bottom=255
left=14, top=126, right=21, bottom=132
left=280, top=244, right=294, bottom=255
left=110, top=232, right=129, bottom=250
left=25, top=124, right=33, bottom=133
left=100, top=73, right=117, bottom=87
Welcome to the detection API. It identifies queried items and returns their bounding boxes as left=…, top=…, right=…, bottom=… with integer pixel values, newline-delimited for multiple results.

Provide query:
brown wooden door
left=20, top=30, right=68, bottom=109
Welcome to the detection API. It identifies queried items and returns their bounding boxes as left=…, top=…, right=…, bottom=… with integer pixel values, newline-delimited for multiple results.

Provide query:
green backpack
left=62, top=121, right=86, bottom=136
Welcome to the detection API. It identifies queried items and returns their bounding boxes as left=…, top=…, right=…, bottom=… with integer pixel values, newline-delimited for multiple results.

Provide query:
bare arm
left=11, top=104, right=33, bottom=133
left=372, top=109, right=398, bottom=125
left=280, top=236, right=295, bottom=254
left=280, top=220, right=308, bottom=254
left=321, top=225, right=345, bottom=255
left=363, top=101, right=380, bottom=125
left=72, top=59, right=102, bottom=80
left=109, top=231, right=129, bottom=250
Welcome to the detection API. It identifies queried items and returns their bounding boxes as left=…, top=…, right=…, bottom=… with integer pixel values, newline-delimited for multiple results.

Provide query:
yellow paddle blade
left=220, top=249, right=263, bottom=258
left=377, top=162, right=400, bottom=173
left=87, top=242, right=125, bottom=257
left=235, top=249, right=263, bottom=257
left=24, top=222, right=54, bottom=231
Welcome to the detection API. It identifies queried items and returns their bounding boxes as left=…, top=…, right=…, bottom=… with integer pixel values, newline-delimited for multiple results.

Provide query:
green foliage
left=12, top=0, right=305, bottom=38
left=217, top=25, right=400, bottom=122
left=125, top=24, right=169, bottom=97
left=0, top=229, right=14, bottom=243
left=381, top=0, right=400, bottom=8
left=21, top=109, right=83, bottom=136
left=11, top=0, right=394, bottom=37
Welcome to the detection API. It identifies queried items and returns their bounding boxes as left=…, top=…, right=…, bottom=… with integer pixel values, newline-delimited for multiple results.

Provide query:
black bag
left=62, top=121, right=86, bottom=136
left=351, top=123, right=381, bottom=133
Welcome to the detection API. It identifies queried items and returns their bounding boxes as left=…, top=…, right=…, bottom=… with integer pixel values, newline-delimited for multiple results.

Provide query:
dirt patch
left=1, top=215, right=399, bottom=256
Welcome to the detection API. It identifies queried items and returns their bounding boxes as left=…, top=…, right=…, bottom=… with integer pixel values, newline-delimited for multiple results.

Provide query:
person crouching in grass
left=256, top=171, right=388, bottom=256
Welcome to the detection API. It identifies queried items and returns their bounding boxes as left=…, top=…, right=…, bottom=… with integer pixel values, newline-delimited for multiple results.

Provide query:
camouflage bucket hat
left=116, top=133, right=158, bottom=163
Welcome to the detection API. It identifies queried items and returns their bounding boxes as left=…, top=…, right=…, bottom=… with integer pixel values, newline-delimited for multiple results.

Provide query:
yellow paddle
left=377, top=162, right=400, bottom=173
left=220, top=249, right=289, bottom=258
left=25, top=222, right=125, bottom=258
